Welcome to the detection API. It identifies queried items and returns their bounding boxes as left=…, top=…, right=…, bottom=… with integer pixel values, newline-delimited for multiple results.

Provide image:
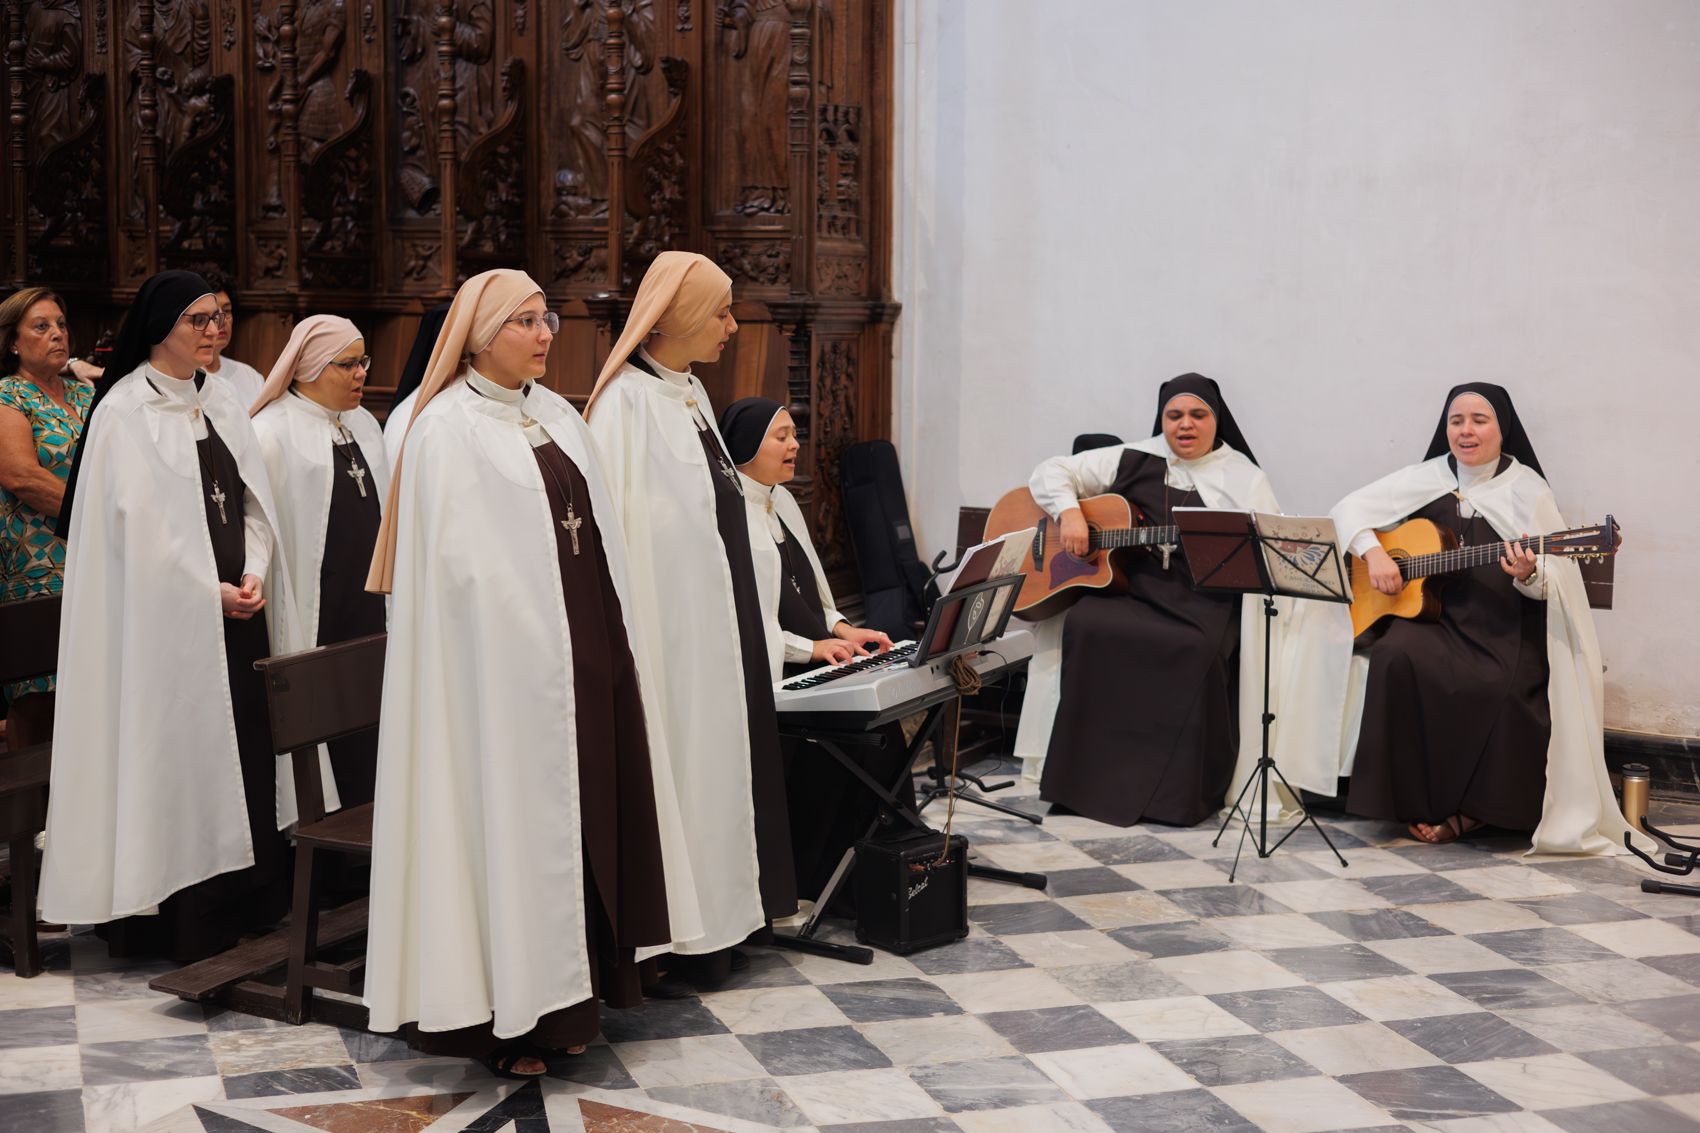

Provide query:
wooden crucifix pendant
left=562, top=505, right=584, bottom=556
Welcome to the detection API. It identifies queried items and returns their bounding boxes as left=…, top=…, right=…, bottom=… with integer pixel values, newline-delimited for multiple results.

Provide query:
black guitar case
left=841, top=440, right=930, bottom=638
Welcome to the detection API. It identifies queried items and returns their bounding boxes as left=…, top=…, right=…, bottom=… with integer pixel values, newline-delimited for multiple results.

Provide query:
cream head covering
left=365, top=267, right=545, bottom=592
left=584, top=250, right=734, bottom=414
left=248, top=314, right=363, bottom=416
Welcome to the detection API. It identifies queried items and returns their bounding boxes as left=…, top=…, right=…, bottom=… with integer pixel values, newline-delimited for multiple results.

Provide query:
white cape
left=364, top=378, right=702, bottom=1038
left=252, top=394, right=390, bottom=640
left=383, top=388, right=419, bottom=469
left=586, top=361, right=770, bottom=954
left=1013, top=437, right=1281, bottom=791
left=737, top=472, right=847, bottom=681
left=1270, top=454, right=1635, bottom=856
left=40, top=365, right=322, bottom=923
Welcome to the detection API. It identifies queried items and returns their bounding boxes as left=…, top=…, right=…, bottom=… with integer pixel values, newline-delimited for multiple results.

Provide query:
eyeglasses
left=324, top=355, right=372, bottom=372
left=502, top=311, right=560, bottom=335
left=181, top=311, right=230, bottom=332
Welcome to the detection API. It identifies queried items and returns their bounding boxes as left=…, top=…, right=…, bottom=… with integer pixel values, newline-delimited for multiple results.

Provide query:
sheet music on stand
left=936, top=525, right=1036, bottom=628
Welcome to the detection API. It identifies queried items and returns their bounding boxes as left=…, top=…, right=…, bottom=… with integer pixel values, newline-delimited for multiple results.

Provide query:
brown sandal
left=1408, top=815, right=1482, bottom=845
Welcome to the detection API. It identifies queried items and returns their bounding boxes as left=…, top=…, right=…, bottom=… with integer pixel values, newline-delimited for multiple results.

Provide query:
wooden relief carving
left=623, top=54, right=688, bottom=283
left=159, top=72, right=237, bottom=275
left=718, top=238, right=790, bottom=288
left=301, top=68, right=374, bottom=287
left=719, top=0, right=790, bottom=216
left=817, top=102, right=858, bottom=239
left=812, top=335, right=858, bottom=571
left=123, top=0, right=214, bottom=222
left=457, top=57, right=526, bottom=268
left=391, top=0, right=494, bottom=217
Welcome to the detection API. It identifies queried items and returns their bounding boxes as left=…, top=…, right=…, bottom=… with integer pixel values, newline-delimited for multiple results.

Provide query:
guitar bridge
left=1032, top=522, right=1046, bottom=569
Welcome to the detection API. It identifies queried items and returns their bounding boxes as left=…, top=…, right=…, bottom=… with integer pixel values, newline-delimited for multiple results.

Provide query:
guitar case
left=841, top=439, right=930, bottom=638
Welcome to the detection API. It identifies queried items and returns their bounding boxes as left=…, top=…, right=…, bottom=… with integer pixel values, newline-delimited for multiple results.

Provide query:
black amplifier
left=852, top=830, right=969, bottom=955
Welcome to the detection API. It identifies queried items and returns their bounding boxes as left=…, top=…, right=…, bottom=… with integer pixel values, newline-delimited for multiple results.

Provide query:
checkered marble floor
left=6, top=768, right=1700, bottom=1133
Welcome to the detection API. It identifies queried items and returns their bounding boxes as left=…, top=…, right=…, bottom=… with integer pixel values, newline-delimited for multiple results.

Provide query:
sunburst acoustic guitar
left=982, top=488, right=1182, bottom=621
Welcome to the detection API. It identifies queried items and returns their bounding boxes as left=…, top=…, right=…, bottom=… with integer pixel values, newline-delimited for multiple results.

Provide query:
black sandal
left=482, top=1044, right=549, bottom=1080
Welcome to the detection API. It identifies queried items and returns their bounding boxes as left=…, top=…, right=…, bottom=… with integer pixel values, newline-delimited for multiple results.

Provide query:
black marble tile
left=221, top=1064, right=362, bottom=1099
left=0, top=1005, right=77, bottom=1050
left=1048, top=959, right=1192, bottom=1002
left=978, top=1004, right=1133, bottom=1053
left=1162, top=885, right=1294, bottom=919
left=1643, top=953, right=1700, bottom=988
left=1359, top=873, right=1485, bottom=906
left=1308, top=908, right=1449, bottom=942
left=1089, top=1090, right=1261, bottom=1133
left=1579, top=1043, right=1700, bottom=1096
left=193, top=1108, right=273, bottom=1133
left=1617, top=993, right=1700, bottom=1041
left=966, top=900, right=1090, bottom=936
left=1107, top=921, right=1234, bottom=959
left=338, top=1027, right=416, bottom=1064
left=1338, top=1065, right=1520, bottom=1122
left=649, top=1079, right=812, bottom=1128
left=1511, top=892, right=1649, bottom=926
left=907, top=1054, right=1068, bottom=1112
left=1147, top=1034, right=1314, bottom=1086
left=1206, top=986, right=1367, bottom=1032
left=716, top=947, right=811, bottom=990
left=1385, top=1012, right=1557, bottom=1063
left=1074, top=835, right=1193, bottom=866
left=0, top=1090, right=84, bottom=1133
left=1468, top=928, right=1621, bottom=966
left=738, top=1025, right=892, bottom=1076
left=1544, top=1098, right=1700, bottom=1133
left=1200, top=855, right=1334, bottom=883
left=80, top=1033, right=218, bottom=1086
left=542, top=1043, right=638, bottom=1089
left=818, top=978, right=965, bottom=1023
left=1430, top=968, right=1588, bottom=1012
left=598, top=996, right=730, bottom=1042
left=906, top=936, right=1031, bottom=976
left=1262, top=943, right=1413, bottom=983
left=819, top=1121, right=960, bottom=1133
left=1042, top=866, right=1143, bottom=898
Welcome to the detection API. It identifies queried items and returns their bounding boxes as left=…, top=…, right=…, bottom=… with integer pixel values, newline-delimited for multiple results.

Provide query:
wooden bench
left=0, top=596, right=60, bottom=979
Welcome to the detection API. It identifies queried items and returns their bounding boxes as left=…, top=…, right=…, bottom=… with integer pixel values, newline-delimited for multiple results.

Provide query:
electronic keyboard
left=774, top=628, right=1034, bottom=720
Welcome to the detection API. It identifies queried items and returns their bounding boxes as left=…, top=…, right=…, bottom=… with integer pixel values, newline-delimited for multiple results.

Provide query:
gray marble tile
left=220, top=1064, right=361, bottom=1098
left=1385, top=1012, right=1557, bottom=1062
left=1262, top=944, right=1413, bottom=984
left=1431, top=968, right=1590, bottom=1011
left=906, top=936, right=1031, bottom=976
left=1543, top=1098, right=1700, bottom=1133
left=718, top=947, right=811, bottom=990
left=1201, top=854, right=1335, bottom=883
left=598, top=996, right=731, bottom=1042
left=1048, top=960, right=1192, bottom=1002
left=818, top=1121, right=961, bottom=1133
left=647, top=1077, right=812, bottom=1127
left=79, top=1033, right=218, bottom=1085
left=70, top=966, right=177, bottom=1002
left=1309, top=909, right=1449, bottom=942
left=193, top=1107, right=273, bottom=1133
left=1617, top=993, right=1700, bottom=1041
left=1207, top=986, right=1368, bottom=1032
left=977, top=1004, right=1134, bottom=1053
left=1579, top=1043, right=1700, bottom=1096
left=1147, top=1034, right=1315, bottom=1086
left=1271, top=825, right=1369, bottom=852
left=337, top=1026, right=416, bottom=1064
left=1338, top=1065, right=1520, bottom=1122
left=1385, top=842, right=1503, bottom=872
left=1511, top=892, right=1650, bottom=926
left=960, top=820, right=1057, bottom=844
left=1107, top=921, right=1234, bottom=959
left=1662, top=914, right=1700, bottom=937
left=739, top=1025, right=892, bottom=1075
left=967, top=900, right=1091, bottom=936
left=1043, top=866, right=1144, bottom=897
left=202, top=1008, right=285, bottom=1034
left=1529, top=856, right=1654, bottom=888
left=542, top=1043, right=639, bottom=1089
left=0, top=1005, right=77, bottom=1050
left=1088, top=1089, right=1261, bottom=1132
left=819, top=978, right=965, bottom=1023
left=1468, top=927, right=1622, bottom=966
left=0, top=1089, right=85, bottom=1133
left=907, top=1053, right=1068, bottom=1112
left=1359, top=873, right=1485, bottom=906
left=1643, top=953, right=1700, bottom=987
left=1163, top=885, right=1295, bottom=919
left=1075, top=835, right=1193, bottom=866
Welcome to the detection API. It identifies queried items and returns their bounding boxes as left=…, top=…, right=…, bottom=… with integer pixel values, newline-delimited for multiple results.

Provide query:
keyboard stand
left=916, top=696, right=1046, bottom=829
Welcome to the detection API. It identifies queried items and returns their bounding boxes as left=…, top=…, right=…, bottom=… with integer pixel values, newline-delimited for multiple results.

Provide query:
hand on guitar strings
left=1500, top=536, right=1538, bottom=582
left=1059, top=507, right=1091, bottom=557
left=1362, top=546, right=1404, bottom=596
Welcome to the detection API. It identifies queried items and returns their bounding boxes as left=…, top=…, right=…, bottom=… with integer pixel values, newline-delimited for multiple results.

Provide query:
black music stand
left=1171, top=508, right=1351, bottom=881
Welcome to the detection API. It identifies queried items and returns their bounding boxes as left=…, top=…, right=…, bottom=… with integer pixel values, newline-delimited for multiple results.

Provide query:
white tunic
left=383, top=388, right=420, bottom=469
left=737, top=472, right=848, bottom=680
left=210, top=355, right=266, bottom=411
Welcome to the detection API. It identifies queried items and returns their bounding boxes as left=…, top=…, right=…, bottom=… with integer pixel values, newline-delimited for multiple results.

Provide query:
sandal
left=1408, top=815, right=1483, bottom=845
left=482, top=1044, right=549, bottom=1080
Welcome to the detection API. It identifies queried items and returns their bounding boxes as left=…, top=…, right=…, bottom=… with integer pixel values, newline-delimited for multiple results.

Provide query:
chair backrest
left=0, top=596, right=62, bottom=687
left=1073, top=433, right=1123, bottom=455
left=254, top=633, right=386, bottom=825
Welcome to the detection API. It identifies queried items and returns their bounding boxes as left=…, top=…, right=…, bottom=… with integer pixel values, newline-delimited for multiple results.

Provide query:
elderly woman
left=0, top=287, right=93, bottom=748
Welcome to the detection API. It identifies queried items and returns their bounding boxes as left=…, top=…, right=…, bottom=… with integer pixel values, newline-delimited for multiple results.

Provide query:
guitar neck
left=1400, top=535, right=1545, bottom=580
left=1089, top=524, right=1179, bottom=551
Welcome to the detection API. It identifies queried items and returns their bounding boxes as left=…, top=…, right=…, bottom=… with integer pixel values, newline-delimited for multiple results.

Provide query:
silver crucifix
left=210, top=480, right=228, bottom=525
left=1158, top=543, right=1175, bottom=570
left=347, top=460, right=368, bottom=498
left=562, top=505, right=584, bottom=556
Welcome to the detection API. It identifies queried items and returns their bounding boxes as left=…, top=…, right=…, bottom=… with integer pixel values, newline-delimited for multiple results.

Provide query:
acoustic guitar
left=1348, top=515, right=1619, bottom=637
left=982, top=488, right=1181, bottom=621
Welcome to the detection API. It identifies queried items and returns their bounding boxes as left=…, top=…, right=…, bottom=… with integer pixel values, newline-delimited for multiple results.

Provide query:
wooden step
left=148, top=898, right=368, bottom=1001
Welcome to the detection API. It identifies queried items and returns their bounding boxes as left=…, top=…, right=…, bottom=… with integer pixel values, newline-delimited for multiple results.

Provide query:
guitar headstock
left=1546, top=516, right=1620, bottom=561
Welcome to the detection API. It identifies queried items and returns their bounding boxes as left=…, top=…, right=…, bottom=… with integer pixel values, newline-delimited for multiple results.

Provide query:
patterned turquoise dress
left=0, top=374, right=93, bottom=700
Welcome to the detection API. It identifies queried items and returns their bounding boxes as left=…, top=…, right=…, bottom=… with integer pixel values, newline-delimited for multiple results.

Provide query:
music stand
left=1171, top=508, right=1352, bottom=881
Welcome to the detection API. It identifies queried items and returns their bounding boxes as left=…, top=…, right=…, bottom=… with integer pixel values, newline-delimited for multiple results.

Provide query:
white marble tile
left=1267, top=1022, right=1443, bottom=1076
left=1364, top=934, right=1522, bottom=974
left=1317, top=974, right=1480, bottom=1022
left=1003, top=929, right=1143, bottom=968
left=81, top=1075, right=224, bottom=1133
left=1150, top=949, right=1305, bottom=995
left=1029, top=1042, right=1195, bottom=1098
left=352, top=1055, right=499, bottom=1092
left=1252, top=880, right=1391, bottom=913
left=75, top=997, right=211, bottom=1046
left=779, top=942, right=923, bottom=984
left=1038, top=814, right=1139, bottom=841
left=1147, top=829, right=1236, bottom=857
left=0, top=1043, right=82, bottom=1095
left=1211, top=914, right=1354, bottom=951
left=1665, top=1093, right=1700, bottom=1123
left=1419, top=1114, right=1571, bottom=1133
left=1296, top=848, right=1427, bottom=878
left=860, top=1014, right=1018, bottom=1066
left=1538, top=958, right=1698, bottom=1004
left=1404, top=900, right=1550, bottom=935
left=952, top=1101, right=1116, bottom=1132
left=0, top=970, right=77, bottom=1010
left=1098, top=995, right=1259, bottom=1041
left=967, top=874, right=1053, bottom=905
left=1055, top=890, right=1193, bottom=930
left=616, top=1034, right=768, bottom=1089
left=208, top=1024, right=351, bottom=1076
left=1111, top=859, right=1231, bottom=890
left=1212, top=1074, right=1396, bottom=1133
left=1457, top=1052, right=1647, bottom=1109
left=700, top=983, right=851, bottom=1033
left=928, top=968, right=1084, bottom=1013
left=1444, top=867, right=1580, bottom=901
left=779, top=1067, right=946, bottom=1124
left=1566, top=917, right=1700, bottom=958
left=977, top=840, right=1108, bottom=873
left=1496, top=1004, right=1670, bottom=1053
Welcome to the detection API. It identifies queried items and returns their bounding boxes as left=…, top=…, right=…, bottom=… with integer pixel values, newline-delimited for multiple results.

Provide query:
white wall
left=893, top=0, right=1700, bottom=736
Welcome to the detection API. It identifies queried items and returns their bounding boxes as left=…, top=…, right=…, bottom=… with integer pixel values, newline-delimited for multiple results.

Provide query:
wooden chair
left=253, top=632, right=386, bottom=1024
left=0, top=596, right=61, bottom=978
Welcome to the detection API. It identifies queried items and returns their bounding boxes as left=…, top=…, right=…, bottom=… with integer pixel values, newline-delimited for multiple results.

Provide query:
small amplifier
left=852, top=829, right=969, bottom=955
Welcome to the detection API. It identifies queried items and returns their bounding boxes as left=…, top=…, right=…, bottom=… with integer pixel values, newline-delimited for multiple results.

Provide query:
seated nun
left=719, top=396, right=895, bottom=899
left=1020, top=374, right=1280, bottom=828
left=250, top=315, right=388, bottom=806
